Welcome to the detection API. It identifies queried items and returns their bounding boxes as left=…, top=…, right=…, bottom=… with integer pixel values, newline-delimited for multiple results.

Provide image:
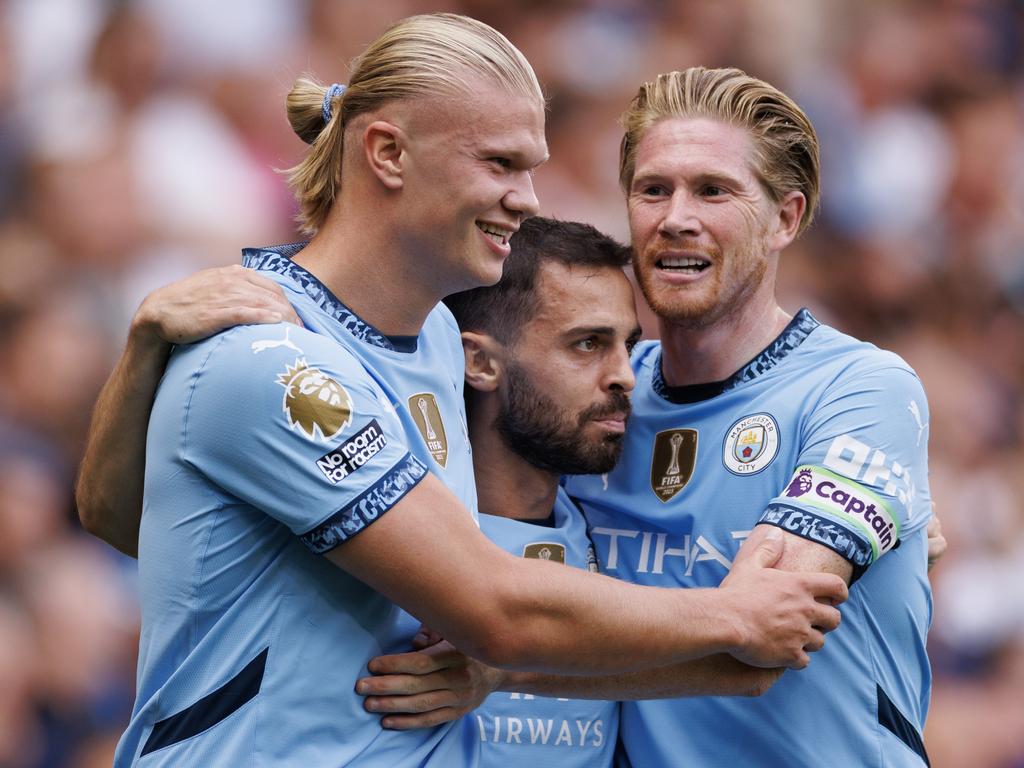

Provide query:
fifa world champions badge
left=408, top=392, right=449, bottom=467
left=650, top=429, right=698, bottom=502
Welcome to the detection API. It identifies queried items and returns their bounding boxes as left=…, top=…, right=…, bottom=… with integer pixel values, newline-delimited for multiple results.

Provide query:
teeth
left=661, top=257, right=708, bottom=268
left=477, top=222, right=512, bottom=245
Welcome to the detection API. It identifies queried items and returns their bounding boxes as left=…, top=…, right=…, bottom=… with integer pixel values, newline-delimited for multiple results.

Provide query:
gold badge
left=277, top=359, right=353, bottom=442
left=408, top=392, right=448, bottom=467
left=523, top=542, right=566, bottom=563
left=650, top=428, right=698, bottom=502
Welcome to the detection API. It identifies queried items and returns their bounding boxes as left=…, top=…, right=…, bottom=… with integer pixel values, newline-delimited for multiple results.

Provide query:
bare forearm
left=501, top=654, right=783, bottom=701
left=75, top=323, right=170, bottom=557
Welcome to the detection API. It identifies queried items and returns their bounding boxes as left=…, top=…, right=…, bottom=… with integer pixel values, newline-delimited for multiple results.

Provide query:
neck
left=293, top=201, right=441, bottom=337
left=659, top=297, right=791, bottom=387
left=468, top=400, right=560, bottom=521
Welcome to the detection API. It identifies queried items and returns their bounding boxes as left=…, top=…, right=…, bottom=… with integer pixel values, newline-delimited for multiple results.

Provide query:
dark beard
left=495, top=363, right=631, bottom=475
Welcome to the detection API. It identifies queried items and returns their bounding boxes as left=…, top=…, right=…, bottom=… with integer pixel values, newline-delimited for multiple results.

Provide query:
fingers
left=732, top=526, right=784, bottom=570
left=803, top=572, right=849, bottom=606
left=378, top=707, right=465, bottom=730
left=926, top=514, right=947, bottom=571
left=358, top=671, right=461, bottom=699
left=366, top=648, right=455, bottom=676
left=364, top=686, right=462, bottom=715
left=412, top=625, right=445, bottom=650
left=786, top=650, right=810, bottom=671
left=810, top=602, right=842, bottom=633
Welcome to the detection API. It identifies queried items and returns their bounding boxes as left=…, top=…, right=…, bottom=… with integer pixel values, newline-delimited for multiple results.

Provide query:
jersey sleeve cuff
left=758, top=503, right=876, bottom=583
left=300, top=452, right=428, bottom=554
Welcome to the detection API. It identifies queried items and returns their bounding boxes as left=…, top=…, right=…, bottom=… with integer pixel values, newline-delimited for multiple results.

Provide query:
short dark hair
left=445, top=216, right=630, bottom=343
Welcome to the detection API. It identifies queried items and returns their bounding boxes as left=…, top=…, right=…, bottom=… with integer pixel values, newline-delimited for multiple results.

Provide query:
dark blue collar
left=653, top=308, right=820, bottom=403
left=242, top=243, right=418, bottom=353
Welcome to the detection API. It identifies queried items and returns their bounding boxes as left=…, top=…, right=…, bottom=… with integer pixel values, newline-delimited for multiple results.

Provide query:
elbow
left=73, top=482, right=139, bottom=558
left=739, top=669, right=784, bottom=698
left=74, top=482, right=103, bottom=537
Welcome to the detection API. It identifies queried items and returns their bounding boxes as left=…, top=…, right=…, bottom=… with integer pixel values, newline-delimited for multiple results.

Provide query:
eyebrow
left=562, top=325, right=640, bottom=339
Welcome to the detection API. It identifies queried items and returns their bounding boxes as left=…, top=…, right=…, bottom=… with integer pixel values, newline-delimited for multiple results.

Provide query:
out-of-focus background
left=0, top=0, right=1021, bottom=765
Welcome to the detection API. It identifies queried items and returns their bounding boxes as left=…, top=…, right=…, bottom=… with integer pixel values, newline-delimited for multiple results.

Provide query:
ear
left=461, top=331, right=505, bottom=393
left=767, top=190, right=806, bottom=252
left=363, top=120, right=406, bottom=191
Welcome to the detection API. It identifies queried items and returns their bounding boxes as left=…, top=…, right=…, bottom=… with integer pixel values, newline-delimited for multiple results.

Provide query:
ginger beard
left=631, top=236, right=771, bottom=331
left=495, top=359, right=631, bottom=475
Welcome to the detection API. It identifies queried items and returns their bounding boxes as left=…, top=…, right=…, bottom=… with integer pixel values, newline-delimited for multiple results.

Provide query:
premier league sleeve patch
left=277, top=358, right=353, bottom=441
left=761, top=465, right=901, bottom=566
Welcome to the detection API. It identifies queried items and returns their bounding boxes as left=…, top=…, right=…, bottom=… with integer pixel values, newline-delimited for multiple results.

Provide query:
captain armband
left=758, top=465, right=901, bottom=580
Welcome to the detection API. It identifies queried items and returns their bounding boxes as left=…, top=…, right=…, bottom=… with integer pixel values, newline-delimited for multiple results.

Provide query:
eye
left=489, top=157, right=512, bottom=169
left=701, top=184, right=726, bottom=197
left=640, top=184, right=668, bottom=197
left=574, top=338, right=598, bottom=352
left=625, top=338, right=639, bottom=355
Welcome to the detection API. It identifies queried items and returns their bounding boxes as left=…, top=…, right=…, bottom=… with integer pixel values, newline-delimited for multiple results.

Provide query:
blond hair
left=619, top=67, right=820, bottom=234
left=285, top=13, right=543, bottom=234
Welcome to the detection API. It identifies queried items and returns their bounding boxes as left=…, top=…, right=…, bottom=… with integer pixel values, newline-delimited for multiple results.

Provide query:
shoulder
left=166, top=324, right=384, bottom=441
left=631, top=339, right=662, bottom=372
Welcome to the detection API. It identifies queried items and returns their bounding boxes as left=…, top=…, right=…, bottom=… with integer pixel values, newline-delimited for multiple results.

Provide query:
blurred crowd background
left=0, top=0, right=1021, bottom=765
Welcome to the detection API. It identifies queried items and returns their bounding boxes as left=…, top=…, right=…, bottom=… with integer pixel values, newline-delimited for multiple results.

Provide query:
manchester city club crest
left=650, top=429, right=698, bottom=502
left=723, top=413, right=780, bottom=475
left=408, top=392, right=449, bottom=467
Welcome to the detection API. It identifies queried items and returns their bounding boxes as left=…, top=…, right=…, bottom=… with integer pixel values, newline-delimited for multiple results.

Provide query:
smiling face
left=398, top=83, right=548, bottom=295
left=627, top=117, right=798, bottom=329
left=496, top=261, right=640, bottom=474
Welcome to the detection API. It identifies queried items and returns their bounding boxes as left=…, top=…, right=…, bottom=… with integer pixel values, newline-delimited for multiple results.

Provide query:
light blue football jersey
left=565, top=310, right=933, bottom=768
left=116, top=244, right=479, bottom=767
left=475, top=489, right=619, bottom=768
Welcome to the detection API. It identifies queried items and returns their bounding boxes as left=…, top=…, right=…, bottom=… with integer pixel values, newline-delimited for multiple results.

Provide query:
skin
left=356, top=115, right=940, bottom=727
left=465, top=261, right=641, bottom=519
left=357, top=262, right=788, bottom=729
left=626, top=116, right=853, bottom=583
left=75, top=85, right=847, bottom=683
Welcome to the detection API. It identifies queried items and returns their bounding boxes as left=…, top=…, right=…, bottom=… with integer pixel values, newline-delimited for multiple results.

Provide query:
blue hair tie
left=322, top=83, right=347, bottom=125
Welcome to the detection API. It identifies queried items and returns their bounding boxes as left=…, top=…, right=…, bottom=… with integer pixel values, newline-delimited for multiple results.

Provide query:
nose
left=658, top=190, right=701, bottom=239
left=504, top=170, right=541, bottom=219
left=605, top=343, right=636, bottom=395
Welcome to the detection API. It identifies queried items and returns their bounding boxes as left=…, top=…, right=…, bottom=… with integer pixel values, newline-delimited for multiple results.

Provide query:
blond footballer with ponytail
left=285, top=13, right=543, bottom=234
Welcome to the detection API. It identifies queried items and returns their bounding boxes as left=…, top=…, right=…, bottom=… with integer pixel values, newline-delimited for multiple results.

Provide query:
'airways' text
left=475, top=715, right=606, bottom=749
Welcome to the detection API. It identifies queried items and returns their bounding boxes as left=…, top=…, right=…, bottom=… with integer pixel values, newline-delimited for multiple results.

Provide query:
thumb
left=735, top=526, right=785, bottom=570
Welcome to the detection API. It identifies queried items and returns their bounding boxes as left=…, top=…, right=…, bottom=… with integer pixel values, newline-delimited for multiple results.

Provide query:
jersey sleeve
left=177, top=324, right=427, bottom=554
left=757, top=362, right=932, bottom=577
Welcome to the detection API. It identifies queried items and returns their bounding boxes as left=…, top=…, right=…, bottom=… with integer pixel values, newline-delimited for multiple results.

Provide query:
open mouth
left=476, top=222, right=513, bottom=246
left=657, top=256, right=710, bottom=274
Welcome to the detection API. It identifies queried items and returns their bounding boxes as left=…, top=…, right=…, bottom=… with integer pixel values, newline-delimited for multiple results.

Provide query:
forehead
left=412, top=86, right=548, bottom=162
left=527, top=262, right=637, bottom=334
left=632, top=117, right=759, bottom=183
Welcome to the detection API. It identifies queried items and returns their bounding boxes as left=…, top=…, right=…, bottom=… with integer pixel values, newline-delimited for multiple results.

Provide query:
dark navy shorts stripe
left=877, top=684, right=930, bottom=766
left=141, top=647, right=269, bottom=757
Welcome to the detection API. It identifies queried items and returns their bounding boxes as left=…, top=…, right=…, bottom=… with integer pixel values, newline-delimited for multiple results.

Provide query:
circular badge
left=722, top=413, right=780, bottom=475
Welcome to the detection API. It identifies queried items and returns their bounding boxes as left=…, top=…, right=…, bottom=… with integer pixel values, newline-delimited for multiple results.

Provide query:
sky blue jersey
left=475, top=489, right=619, bottom=768
left=565, top=310, right=934, bottom=768
left=116, top=244, right=479, bottom=767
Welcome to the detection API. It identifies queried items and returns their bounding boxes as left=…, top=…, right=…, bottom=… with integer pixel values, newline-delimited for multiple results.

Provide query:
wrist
left=127, top=308, right=173, bottom=362
left=693, top=587, right=747, bottom=657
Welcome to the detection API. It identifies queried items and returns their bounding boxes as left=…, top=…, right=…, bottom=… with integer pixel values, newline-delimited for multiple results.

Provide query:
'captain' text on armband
left=768, top=464, right=899, bottom=563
